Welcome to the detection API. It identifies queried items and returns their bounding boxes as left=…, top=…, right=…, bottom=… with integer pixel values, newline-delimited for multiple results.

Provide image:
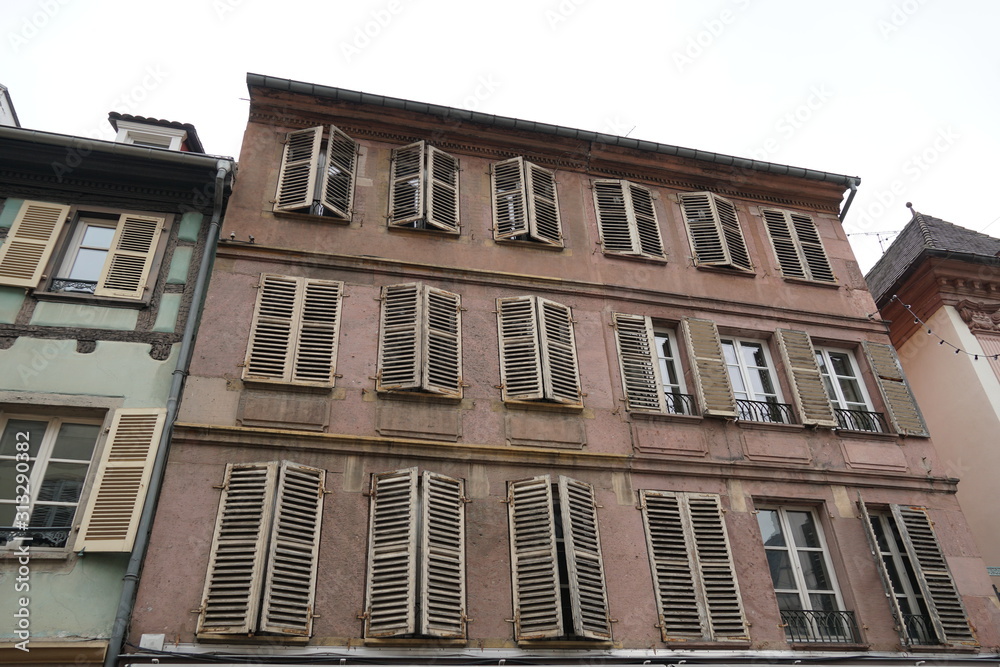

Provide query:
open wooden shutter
left=613, top=313, right=667, bottom=413
left=378, top=283, right=423, bottom=390
left=320, top=125, right=358, bottom=219
left=507, top=475, right=562, bottom=639
left=775, top=329, right=837, bottom=427
left=858, top=499, right=908, bottom=644
left=526, top=162, right=562, bottom=247
left=388, top=141, right=424, bottom=226
left=0, top=200, right=69, bottom=288
left=422, top=286, right=462, bottom=396
left=791, top=213, right=834, bottom=282
left=365, top=468, right=419, bottom=637
left=197, top=462, right=278, bottom=635
left=492, top=157, right=529, bottom=240
left=538, top=298, right=582, bottom=405
left=715, top=196, right=751, bottom=271
left=763, top=209, right=834, bottom=282
left=292, top=279, right=343, bottom=386
left=680, top=192, right=727, bottom=266
left=74, top=408, right=165, bottom=552
left=681, top=317, right=736, bottom=417
left=863, top=341, right=928, bottom=436
left=686, top=493, right=747, bottom=640
left=420, top=471, right=467, bottom=637
left=497, top=296, right=544, bottom=401
left=594, top=180, right=636, bottom=254
left=426, top=145, right=460, bottom=232
left=244, top=275, right=299, bottom=382
left=94, top=214, right=164, bottom=299
left=559, top=476, right=612, bottom=640
left=274, top=126, right=321, bottom=212
left=629, top=183, right=665, bottom=258
left=762, top=209, right=807, bottom=279
left=259, top=462, right=325, bottom=637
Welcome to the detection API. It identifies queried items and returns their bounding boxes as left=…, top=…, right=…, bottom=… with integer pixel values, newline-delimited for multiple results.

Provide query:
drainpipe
left=839, top=177, right=860, bottom=223
left=103, top=159, right=233, bottom=667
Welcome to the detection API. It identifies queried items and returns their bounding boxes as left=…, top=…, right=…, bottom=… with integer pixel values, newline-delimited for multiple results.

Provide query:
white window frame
left=721, top=337, right=784, bottom=421
left=114, top=120, right=187, bottom=151
left=654, top=328, right=689, bottom=412
left=814, top=347, right=875, bottom=413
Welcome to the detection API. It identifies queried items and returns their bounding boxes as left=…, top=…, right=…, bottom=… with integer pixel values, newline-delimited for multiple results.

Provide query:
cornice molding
left=956, top=299, right=1000, bottom=333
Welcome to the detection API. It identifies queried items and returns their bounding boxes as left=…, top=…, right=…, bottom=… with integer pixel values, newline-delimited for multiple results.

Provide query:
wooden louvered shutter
left=594, top=180, right=635, bottom=254
left=526, top=162, right=562, bottom=247
left=74, top=408, right=165, bottom=552
left=274, top=126, right=321, bottom=212
left=508, top=475, right=562, bottom=639
left=715, top=195, right=751, bottom=271
left=378, top=283, right=422, bottom=390
left=763, top=209, right=834, bottom=282
left=680, top=192, right=727, bottom=266
left=892, top=505, right=977, bottom=646
left=629, top=183, right=665, bottom=258
left=613, top=313, right=667, bottom=413
left=862, top=341, right=928, bottom=436
left=320, top=125, right=358, bottom=219
left=426, top=145, right=460, bottom=232
left=538, top=298, right=582, bottom=405
left=775, top=329, right=837, bottom=427
left=365, top=468, right=418, bottom=637
left=197, top=462, right=277, bottom=635
left=420, top=471, right=467, bottom=637
left=791, top=213, right=834, bottom=282
left=497, top=296, right=544, bottom=401
left=492, top=157, right=529, bottom=240
left=559, top=476, right=612, bottom=640
left=423, top=286, right=462, bottom=396
left=857, top=500, right=908, bottom=644
left=94, top=214, right=164, bottom=299
left=762, top=209, right=806, bottom=279
left=388, top=141, right=425, bottom=226
left=244, top=275, right=299, bottom=382
left=681, top=317, right=736, bottom=417
left=259, top=462, right=325, bottom=636
left=686, top=493, right=747, bottom=639
left=0, top=200, right=69, bottom=288
left=292, top=279, right=342, bottom=385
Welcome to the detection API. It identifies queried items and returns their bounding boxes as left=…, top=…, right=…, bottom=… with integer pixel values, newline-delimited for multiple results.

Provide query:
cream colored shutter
left=274, top=126, right=321, bottom=212
left=763, top=209, right=834, bottom=282
left=507, top=475, right=563, bottom=639
left=73, top=408, right=165, bottom=552
left=388, top=141, right=424, bottom=226
left=559, top=476, right=612, bottom=640
left=423, top=286, right=462, bottom=396
left=681, top=317, right=736, bottom=416
left=538, top=298, right=582, bottom=405
left=858, top=500, right=908, bottom=644
left=526, top=162, right=562, bottom=247
left=497, top=296, right=544, bottom=401
left=244, top=275, right=299, bottom=382
left=377, top=283, right=422, bottom=390
left=94, top=214, right=164, bottom=299
left=292, top=279, right=343, bottom=386
left=892, top=505, right=977, bottom=646
left=775, top=329, right=837, bottom=427
left=629, top=183, right=665, bottom=258
left=365, top=468, right=419, bottom=637
left=686, top=493, right=747, bottom=639
left=259, top=462, right=325, bottom=637
left=862, top=341, right=929, bottom=436
left=492, top=157, right=529, bottom=240
left=320, top=125, right=357, bottom=219
left=426, top=145, right=460, bottom=232
left=613, top=313, right=667, bottom=412
left=594, top=180, right=636, bottom=254
left=197, top=462, right=278, bottom=635
left=641, top=490, right=703, bottom=638
left=791, top=212, right=834, bottom=282
left=715, top=195, right=751, bottom=271
left=420, top=471, right=467, bottom=637
left=0, top=200, right=69, bottom=287
left=762, top=209, right=806, bottom=279
left=680, top=192, right=727, bottom=266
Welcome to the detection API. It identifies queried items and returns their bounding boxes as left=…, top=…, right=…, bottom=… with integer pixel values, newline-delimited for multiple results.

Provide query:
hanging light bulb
left=955, top=348, right=961, bottom=354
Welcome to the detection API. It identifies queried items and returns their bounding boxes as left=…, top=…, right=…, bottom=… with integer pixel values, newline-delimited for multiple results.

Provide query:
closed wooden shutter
left=526, top=162, right=562, bottom=246
left=686, top=494, right=747, bottom=639
left=245, top=275, right=298, bottom=382
left=791, top=213, right=834, bottom=282
left=378, top=283, right=423, bottom=391
left=274, top=126, right=322, bottom=212
left=492, top=157, right=529, bottom=240
left=680, top=193, right=751, bottom=271
left=559, top=476, right=612, bottom=640
left=775, top=329, right=837, bottom=427
left=74, top=408, right=166, bottom=552
left=0, top=200, right=69, bottom=288
left=762, top=209, right=834, bottom=282
left=423, top=286, right=463, bottom=396
left=613, top=313, right=667, bottom=413
left=538, top=298, right=582, bottom=405
left=94, top=214, right=164, bottom=299
left=593, top=180, right=635, bottom=254
left=420, top=471, right=467, bottom=637
left=715, top=196, right=751, bottom=271
left=857, top=500, right=908, bottom=644
left=388, top=141, right=424, bottom=226
left=629, top=183, right=665, bottom=258
left=507, top=475, right=563, bottom=639
left=365, top=468, right=419, bottom=637
left=497, top=296, right=544, bottom=401
left=863, top=341, right=928, bottom=436
left=320, top=125, right=358, bottom=219
left=762, top=209, right=806, bottom=279
left=292, top=279, right=343, bottom=385
left=681, top=317, right=736, bottom=416
left=426, top=145, right=460, bottom=232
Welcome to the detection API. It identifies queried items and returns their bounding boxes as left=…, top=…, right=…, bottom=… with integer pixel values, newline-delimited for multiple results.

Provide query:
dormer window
left=113, top=120, right=188, bottom=151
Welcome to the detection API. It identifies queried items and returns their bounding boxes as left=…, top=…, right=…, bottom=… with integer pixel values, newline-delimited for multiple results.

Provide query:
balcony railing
left=665, top=392, right=696, bottom=416
left=834, top=408, right=889, bottom=433
left=902, top=613, right=938, bottom=645
left=0, top=526, right=72, bottom=548
left=781, top=609, right=860, bottom=643
left=51, top=278, right=98, bottom=294
left=736, top=399, right=794, bottom=424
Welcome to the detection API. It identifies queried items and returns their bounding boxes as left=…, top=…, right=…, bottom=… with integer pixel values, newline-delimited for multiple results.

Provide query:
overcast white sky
left=3, top=0, right=998, bottom=272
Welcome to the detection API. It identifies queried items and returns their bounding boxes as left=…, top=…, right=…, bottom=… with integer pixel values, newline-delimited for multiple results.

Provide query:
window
left=114, top=120, right=187, bottom=151
left=497, top=296, right=581, bottom=405
left=722, top=337, right=791, bottom=423
left=197, top=461, right=325, bottom=638
left=861, top=341, right=929, bottom=436
left=377, top=282, right=462, bottom=397
left=274, top=125, right=358, bottom=219
left=491, top=157, right=562, bottom=246
left=388, top=141, right=460, bottom=233
left=679, top=192, right=752, bottom=272
left=363, top=468, right=467, bottom=638
left=244, top=275, right=344, bottom=387
left=815, top=347, right=884, bottom=432
left=507, top=475, right=611, bottom=641
left=761, top=208, right=835, bottom=283
left=592, top=179, right=664, bottom=259
left=612, top=313, right=692, bottom=415
left=639, top=490, right=748, bottom=642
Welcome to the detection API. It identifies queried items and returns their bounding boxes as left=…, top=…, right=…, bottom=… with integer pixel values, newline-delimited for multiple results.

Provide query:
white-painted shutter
left=680, top=192, right=751, bottom=271
left=320, top=125, right=358, bottom=219
left=94, top=214, right=164, bottom=299
left=497, top=296, right=544, bottom=401
left=507, top=475, right=562, bottom=639
left=613, top=313, right=667, bottom=413
left=274, top=126, right=322, bottom=212
left=378, top=283, right=423, bottom=390
left=593, top=180, right=635, bottom=254
left=492, top=157, right=529, bottom=240
left=0, top=200, right=69, bottom=288
left=863, top=341, right=928, bottom=436
left=292, top=279, right=343, bottom=385
left=858, top=500, right=908, bottom=644
left=559, top=476, right=612, bottom=640
left=681, top=317, right=736, bottom=417
left=629, top=183, right=665, bottom=258
left=388, top=141, right=425, bottom=226
left=420, top=471, right=467, bottom=637
left=423, top=286, right=462, bottom=396
left=775, top=329, right=837, bottom=427
left=526, top=162, right=562, bottom=247
left=762, top=209, right=834, bottom=282
left=73, top=408, right=165, bottom=552
left=365, top=468, right=419, bottom=637
left=244, top=275, right=298, bottom=383
left=538, top=298, right=582, bottom=405
left=426, top=145, right=460, bottom=232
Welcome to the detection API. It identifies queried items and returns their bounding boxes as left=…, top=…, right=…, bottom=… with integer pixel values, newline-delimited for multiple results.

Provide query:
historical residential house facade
left=122, top=74, right=999, bottom=666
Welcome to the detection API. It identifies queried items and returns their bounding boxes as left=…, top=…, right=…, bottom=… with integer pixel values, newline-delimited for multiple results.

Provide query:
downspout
left=839, top=177, right=860, bottom=223
left=103, top=159, right=233, bottom=667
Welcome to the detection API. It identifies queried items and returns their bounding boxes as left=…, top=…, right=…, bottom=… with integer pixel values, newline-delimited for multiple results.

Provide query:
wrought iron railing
left=665, top=392, right=696, bottom=415
left=834, top=408, right=888, bottom=433
left=736, top=399, right=794, bottom=424
left=51, top=278, right=98, bottom=294
left=902, top=613, right=937, bottom=645
left=0, top=526, right=72, bottom=548
left=781, top=609, right=860, bottom=643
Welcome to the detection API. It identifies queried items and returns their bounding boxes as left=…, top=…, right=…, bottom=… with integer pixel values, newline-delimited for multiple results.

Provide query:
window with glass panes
left=60, top=219, right=117, bottom=289
left=721, top=338, right=781, bottom=419
left=654, top=330, right=689, bottom=414
left=814, top=348, right=871, bottom=412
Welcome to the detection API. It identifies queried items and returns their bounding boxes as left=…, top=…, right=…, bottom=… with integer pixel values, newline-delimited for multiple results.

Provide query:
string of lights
left=888, top=294, right=999, bottom=361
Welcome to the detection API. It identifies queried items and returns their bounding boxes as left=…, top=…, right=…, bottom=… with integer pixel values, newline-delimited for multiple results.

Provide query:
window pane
left=808, top=593, right=838, bottom=612
left=81, top=225, right=116, bottom=249
left=0, top=503, right=14, bottom=526
left=829, top=352, right=853, bottom=377
left=837, top=377, right=865, bottom=405
left=30, top=503, right=76, bottom=528
left=36, top=462, right=87, bottom=503
left=742, top=342, right=766, bottom=368
left=68, top=248, right=109, bottom=281
left=0, top=461, right=19, bottom=499
left=798, top=550, right=833, bottom=590
left=727, top=367, right=747, bottom=396
left=751, top=368, right=775, bottom=396
left=0, top=420, right=46, bottom=457
left=767, top=550, right=796, bottom=590
left=722, top=341, right=738, bottom=364
left=757, top=509, right=785, bottom=546
left=50, top=423, right=100, bottom=461
left=787, top=510, right=820, bottom=548
left=776, top=592, right=803, bottom=611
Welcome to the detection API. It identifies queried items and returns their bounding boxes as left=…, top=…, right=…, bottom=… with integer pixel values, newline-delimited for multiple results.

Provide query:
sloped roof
left=107, top=111, right=205, bottom=153
left=865, top=208, right=1000, bottom=304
